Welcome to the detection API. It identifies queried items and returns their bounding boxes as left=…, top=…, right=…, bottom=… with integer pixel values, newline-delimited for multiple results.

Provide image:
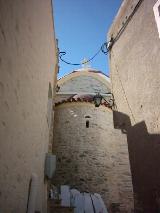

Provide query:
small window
left=86, top=120, right=89, bottom=128
left=85, top=115, right=91, bottom=119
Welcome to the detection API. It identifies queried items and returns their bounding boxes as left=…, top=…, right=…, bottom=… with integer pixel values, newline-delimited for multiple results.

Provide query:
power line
left=59, top=42, right=108, bottom=66
left=58, top=0, right=144, bottom=66
left=112, top=0, right=144, bottom=44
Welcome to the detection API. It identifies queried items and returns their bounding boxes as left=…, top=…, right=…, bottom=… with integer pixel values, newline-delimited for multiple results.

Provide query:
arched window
left=86, top=120, right=89, bottom=128
left=85, top=115, right=91, bottom=119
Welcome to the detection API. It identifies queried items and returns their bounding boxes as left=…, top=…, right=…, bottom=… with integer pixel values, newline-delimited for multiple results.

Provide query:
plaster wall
left=0, top=0, right=57, bottom=212
left=53, top=102, right=133, bottom=212
left=108, top=0, right=160, bottom=131
left=108, top=0, right=160, bottom=211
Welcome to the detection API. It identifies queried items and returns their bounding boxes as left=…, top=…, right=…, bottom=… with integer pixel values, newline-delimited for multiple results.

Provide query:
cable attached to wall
left=108, top=0, right=144, bottom=123
left=113, top=0, right=144, bottom=44
left=59, top=46, right=102, bottom=66
left=59, top=40, right=112, bottom=66
left=58, top=0, right=144, bottom=66
left=59, top=41, right=110, bottom=66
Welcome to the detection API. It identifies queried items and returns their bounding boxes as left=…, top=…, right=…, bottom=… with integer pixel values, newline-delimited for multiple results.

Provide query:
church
left=52, top=67, right=133, bottom=212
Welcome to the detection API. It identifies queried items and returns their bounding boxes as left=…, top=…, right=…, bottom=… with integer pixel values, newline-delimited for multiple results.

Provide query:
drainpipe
left=27, top=173, right=38, bottom=213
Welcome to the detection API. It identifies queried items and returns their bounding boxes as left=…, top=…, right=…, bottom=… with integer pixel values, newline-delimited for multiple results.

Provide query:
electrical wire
left=58, top=0, right=144, bottom=66
left=59, top=44, right=105, bottom=66
left=101, top=42, right=109, bottom=55
left=112, top=0, right=144, bottom=44
left=59, top=39, right=110, bottom=66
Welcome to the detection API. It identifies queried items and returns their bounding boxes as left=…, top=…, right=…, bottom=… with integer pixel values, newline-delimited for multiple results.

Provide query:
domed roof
left=59, top=67, right=110, bottom=82
left=55, top=67, right=111, bottom=108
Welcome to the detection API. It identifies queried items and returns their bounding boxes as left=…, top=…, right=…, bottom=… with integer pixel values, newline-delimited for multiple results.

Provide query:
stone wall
left=59, top=75, right=110, bottom=93
left=53, top=102, right=133, bottom=212
left=56, top=69, right=111, bottom=104
left=0, top=0, right=57, bottom=212
left=108, top=0, right=160, bottom=211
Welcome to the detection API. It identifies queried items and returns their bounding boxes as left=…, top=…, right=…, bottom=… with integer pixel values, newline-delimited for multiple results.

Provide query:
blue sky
left=53, top=0, right=122, bottom=78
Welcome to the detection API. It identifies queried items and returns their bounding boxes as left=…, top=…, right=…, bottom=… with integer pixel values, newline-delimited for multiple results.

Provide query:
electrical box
left=45, top=153, right=56, bottom=179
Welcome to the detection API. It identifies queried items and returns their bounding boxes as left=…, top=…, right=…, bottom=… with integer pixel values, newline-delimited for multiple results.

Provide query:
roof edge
left=108, top=0, right=140, bottom=38
left=58, top=69, right=110, bottom=81
left=55, top=97, right=112, bottom=109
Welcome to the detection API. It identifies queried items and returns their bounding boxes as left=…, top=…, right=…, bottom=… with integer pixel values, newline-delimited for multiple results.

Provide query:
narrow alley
left=0, top=0, right=160, bottom=213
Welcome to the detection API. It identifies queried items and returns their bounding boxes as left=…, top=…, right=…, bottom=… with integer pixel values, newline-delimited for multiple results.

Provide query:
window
left=85, top=115, right=91, bottom=119
left=86, top=120, right=89, bottom=128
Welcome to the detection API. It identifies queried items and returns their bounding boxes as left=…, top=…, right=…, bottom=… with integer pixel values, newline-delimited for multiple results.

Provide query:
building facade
left=53, top=68, right=134, bottom=212
left=108, top=0, right=160, bottom=211
left=0, top=0, right=58, bottom=212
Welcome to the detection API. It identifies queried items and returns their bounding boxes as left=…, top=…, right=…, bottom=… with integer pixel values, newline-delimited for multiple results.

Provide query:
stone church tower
left=52, top=68, right=134, bottom=212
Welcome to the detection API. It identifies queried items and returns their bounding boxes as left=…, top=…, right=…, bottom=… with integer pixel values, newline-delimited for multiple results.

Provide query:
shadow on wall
left=113, top=110, right=160, bottom=213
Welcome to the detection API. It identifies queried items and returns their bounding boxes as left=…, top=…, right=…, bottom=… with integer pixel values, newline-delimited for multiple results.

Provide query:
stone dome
left=55, top=68, right=111, bottom=106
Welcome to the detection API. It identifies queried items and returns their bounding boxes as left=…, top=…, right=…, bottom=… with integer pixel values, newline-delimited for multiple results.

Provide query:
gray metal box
left=45, top=153, right=56, bottom=179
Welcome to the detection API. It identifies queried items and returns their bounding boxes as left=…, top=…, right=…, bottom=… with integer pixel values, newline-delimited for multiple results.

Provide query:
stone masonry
left=53, top=102, right=133, bottom=212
